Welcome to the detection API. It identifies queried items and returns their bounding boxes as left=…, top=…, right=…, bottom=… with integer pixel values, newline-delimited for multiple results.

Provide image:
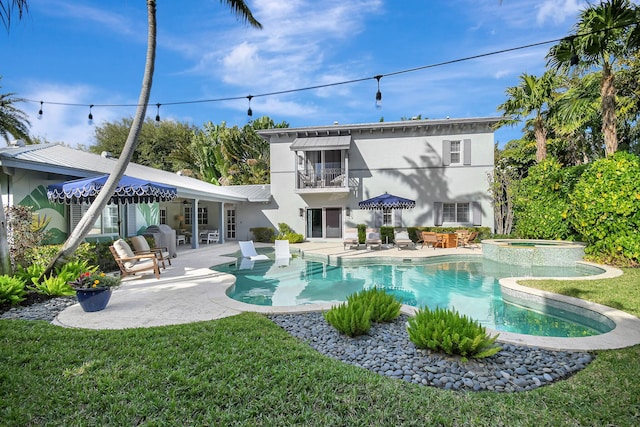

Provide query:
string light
left=155, top=103, right=161, bottom=127
left=87, top=104, right=94, bottom=125
left=23, top=23, right=633, bottom=122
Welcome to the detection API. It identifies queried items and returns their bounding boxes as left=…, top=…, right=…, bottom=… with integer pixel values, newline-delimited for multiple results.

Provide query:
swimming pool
left=218, top=255, right=613, bottom=338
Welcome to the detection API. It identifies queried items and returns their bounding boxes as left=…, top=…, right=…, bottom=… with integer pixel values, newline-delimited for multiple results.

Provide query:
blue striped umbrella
left=358, top=192, right=416, bottom=210
left=47, top=174, right=177, bottom=205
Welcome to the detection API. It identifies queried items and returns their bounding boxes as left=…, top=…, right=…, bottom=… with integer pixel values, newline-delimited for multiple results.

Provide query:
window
left=159, top=208, right=167, bottom=225
left=73, top=204, right=119, bottom=235
left=450, top=140, right=461, bottom=164
left=443, top=203, right=469, bottom=223
left=382, top=208, right=393, bottom=226
left=185, top=206, right=208, bottom=225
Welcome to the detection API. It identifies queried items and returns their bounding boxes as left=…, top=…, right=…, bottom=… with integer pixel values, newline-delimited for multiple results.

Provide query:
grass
left=1, top=271, right=640, bottom=425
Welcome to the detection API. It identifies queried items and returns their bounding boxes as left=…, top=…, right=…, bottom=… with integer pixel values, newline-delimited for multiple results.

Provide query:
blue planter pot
left=76, top=288, right=112, bottom=312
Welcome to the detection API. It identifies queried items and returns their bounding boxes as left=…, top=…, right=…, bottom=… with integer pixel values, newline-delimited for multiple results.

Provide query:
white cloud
left=536, top=0, right=584, bottom=25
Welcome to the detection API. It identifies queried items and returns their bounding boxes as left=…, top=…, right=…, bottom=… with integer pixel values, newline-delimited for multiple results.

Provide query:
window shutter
left=373, top=210, right=382, bottom=227
left=433, top=202, right=443, bottom=226
left=472, top=201, right=482, bottom=226
left=70, top=205, right=82, bottom=230
left=127, top=205, right=137, bottom=236
left=442, top=140, right=451, bottom=166
left=394, top=209, right=402, bottom=227
left=463, top=139, right=471, bottom=165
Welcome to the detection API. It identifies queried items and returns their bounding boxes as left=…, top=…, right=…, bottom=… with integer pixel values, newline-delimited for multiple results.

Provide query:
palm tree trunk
left=601, top=64, right=617, bottom=157
left=40, top=0, right=157, bottom=279
left=0, top=197, right=11, bottom=274
left=534, top=117, right=547, bottom=162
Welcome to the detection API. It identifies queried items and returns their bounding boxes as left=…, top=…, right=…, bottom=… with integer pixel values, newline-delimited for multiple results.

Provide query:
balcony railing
left=298, top=168, right=347, bottom=190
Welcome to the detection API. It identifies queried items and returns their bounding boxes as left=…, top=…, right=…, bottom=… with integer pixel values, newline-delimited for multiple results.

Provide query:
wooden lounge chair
left=343, top=229, right=360, bottom=250
left=461, top=231, right=479, bottom=248
left=110, top=239, right=161, bottom=280
left=130, top=235, right=171, bottom=269
left=366, top=229, right=382, bottom=250
left=394, top=229, right=415, bottom=250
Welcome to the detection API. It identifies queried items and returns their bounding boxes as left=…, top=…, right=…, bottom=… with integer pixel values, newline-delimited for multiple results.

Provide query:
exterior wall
left=265, top=120, right=496, bottom=238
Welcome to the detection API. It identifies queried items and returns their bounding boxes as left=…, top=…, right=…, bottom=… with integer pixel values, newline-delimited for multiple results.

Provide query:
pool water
left=218, top=256, right=612, bottom=338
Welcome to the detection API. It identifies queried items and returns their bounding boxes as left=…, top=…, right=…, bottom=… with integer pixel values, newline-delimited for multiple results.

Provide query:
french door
left=306, top=207, right=342, bottom=238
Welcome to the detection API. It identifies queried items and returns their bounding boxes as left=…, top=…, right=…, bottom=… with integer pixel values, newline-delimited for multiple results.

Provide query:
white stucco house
left=1, top=116, right=498, bottom=246
left=251, top=117, right=499, bottom=240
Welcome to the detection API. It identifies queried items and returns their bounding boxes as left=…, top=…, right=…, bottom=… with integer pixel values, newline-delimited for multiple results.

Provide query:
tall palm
left=0, top=0, right=28, bottom=31
left=0, top=80, right=31, bottom=144
left=497, top=71, right=560, bottom=162
left=547, top=0, right=638, bottom=156
left=42, top=1, right=261, bottom=277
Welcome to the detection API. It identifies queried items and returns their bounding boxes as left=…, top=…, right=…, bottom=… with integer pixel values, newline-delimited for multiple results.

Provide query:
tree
left=547, top=0, right=639, bottom=156
left=0, top=0, right=29, bottom=275
left=0, top=77, right=31, bottom=144
left=496, top=71, right=560, bottom=162
left=42, top=1, right=262, bottom=278
left=90, top=117, right=197, bottom=172
left=0, top=0, right=28, bottom=31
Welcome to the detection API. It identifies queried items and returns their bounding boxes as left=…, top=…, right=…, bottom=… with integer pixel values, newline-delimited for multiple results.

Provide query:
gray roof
left=258, top=116, right=501, bottom=140
left=0, top=144, right=269, bottom=203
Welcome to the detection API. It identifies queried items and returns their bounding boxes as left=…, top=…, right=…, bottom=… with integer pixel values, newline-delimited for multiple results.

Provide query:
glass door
left=306, top=208, right=323, bottom=238
left=325, top=208, right=342, bottom=238
left=226, top=206, right=236, bottom=240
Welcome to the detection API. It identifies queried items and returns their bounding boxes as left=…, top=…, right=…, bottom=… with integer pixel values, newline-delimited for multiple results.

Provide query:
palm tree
left=497, top=71, right=560, bottom=162
left=0, top=79, right=31, bottom=144
left=41, top=1, right=261, bottom=277
left=0, top=0, right=28, bottom=31
left=547, top=0, right=639, bottom=157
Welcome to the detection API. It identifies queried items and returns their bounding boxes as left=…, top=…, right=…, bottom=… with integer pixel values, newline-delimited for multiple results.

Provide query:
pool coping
left=218, top=255, right=640, bottom=352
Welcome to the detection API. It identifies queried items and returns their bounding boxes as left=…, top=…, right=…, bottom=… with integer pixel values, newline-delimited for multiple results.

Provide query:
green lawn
left=1, top=270, right=639, bottom=426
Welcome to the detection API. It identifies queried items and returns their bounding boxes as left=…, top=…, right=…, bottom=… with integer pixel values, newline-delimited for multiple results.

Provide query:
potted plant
left=68, top=271, right=121, bottom=312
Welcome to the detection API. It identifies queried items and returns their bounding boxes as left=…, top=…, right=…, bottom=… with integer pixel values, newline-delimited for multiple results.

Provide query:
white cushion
left=113, top=239, right=136, bottom=269
left=396, top=231, right=410, bottom=240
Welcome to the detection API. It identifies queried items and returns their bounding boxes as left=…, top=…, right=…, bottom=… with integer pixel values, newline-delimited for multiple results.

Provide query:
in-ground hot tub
left=482, top=239, right=586, bottom=267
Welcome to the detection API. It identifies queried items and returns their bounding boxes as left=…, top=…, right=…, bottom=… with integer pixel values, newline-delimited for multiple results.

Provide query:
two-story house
left=253, top=117, right=498, bottom=240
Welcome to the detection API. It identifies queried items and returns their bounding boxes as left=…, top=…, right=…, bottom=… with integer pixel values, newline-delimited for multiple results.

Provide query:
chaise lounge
left=110, top=239, right=161, bottom=280
left=343, top=229, right=360, bottom=250
left=394, top=229, right=415, bottom=250
left=366, top=229, right=382, bottom=250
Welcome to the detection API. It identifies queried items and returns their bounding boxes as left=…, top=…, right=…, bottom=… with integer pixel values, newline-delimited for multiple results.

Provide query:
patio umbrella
left=358, top=192, right=415, bottom=210
left=47, top=174, right=177, bottom=205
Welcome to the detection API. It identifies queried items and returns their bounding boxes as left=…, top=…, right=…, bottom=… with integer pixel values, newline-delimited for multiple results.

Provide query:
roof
left=0, top=144, right=269, bottom=204
left=257, top=116, right=501, bottom=140
left=289, top=135, right=352, bottom=151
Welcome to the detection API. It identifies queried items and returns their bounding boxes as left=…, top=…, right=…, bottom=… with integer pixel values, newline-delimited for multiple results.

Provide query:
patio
left=51, top=241, right=640, bottom=352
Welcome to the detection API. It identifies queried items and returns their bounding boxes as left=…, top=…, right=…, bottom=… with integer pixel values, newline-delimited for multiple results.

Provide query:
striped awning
left=290, top=135, right=351, bottom=151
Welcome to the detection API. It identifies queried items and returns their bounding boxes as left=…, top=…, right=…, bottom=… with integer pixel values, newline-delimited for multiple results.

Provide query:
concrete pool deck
left=52, top=241, right=640, bottom=351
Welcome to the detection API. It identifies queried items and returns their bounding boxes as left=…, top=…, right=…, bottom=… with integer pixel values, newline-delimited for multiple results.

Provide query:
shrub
left=30, top=275, right=75, bottom=297
left=275, top=223, right=304, bottom=243
left=0, top=275, right=27, bottom=305
left=512, top=159, right=584, bottom=240
left=348, top=287, right=401, bottom=323
left=569, top=152, right=640, bottom=266
left=380, top=226, right=394, bottom=245
left=323, top=299, right=372, bottom=337
left=250, top=227, right=275, bottom=243
left=357, top=224, right=366, bottom=244
left=407, top=306, right=501, bottom=359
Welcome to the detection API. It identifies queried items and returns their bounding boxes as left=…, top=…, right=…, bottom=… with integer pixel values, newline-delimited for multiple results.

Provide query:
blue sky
left=2, top=0, right=594, bottom=148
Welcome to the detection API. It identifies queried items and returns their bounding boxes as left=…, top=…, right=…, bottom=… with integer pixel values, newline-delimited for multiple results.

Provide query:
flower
left=68, top=271, right=121, bottom=290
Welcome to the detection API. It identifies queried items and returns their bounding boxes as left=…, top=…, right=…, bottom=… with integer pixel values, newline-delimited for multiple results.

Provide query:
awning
left=290, top=135, right=352, bottom=151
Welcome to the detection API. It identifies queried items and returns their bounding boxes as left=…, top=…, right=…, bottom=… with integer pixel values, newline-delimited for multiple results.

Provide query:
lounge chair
left=343, top=229, right=360, bottom=250
left=414, top=229, right=424, bottom=246
left=460, top=231, right=479, bottom=248
left=130, top=235, right=171, bottom=269
left=366, top=229, right=382, bottom=250
left=275, top=239, right=292, bottom=262
left=238, top=240, right=270, bottom=261
left=110, top=239, right=161, bottom=280
left=420, top=232, right=444, bottom=250
left=394, top=229, right=415, bottom=250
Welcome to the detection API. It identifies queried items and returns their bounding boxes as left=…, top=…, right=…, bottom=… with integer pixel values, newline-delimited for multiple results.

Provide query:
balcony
left=296, top=168, right=350, bottom=194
